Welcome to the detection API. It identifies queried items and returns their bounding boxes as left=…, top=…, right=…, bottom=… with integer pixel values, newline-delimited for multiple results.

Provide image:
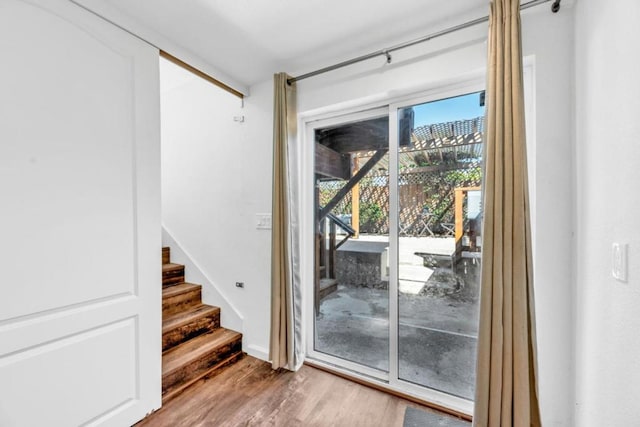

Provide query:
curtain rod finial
left=551, top=0, right=561, bottom=13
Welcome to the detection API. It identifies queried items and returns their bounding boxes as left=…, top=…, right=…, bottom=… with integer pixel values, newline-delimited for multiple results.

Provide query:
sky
left=410, top=91, right=485, bottom=127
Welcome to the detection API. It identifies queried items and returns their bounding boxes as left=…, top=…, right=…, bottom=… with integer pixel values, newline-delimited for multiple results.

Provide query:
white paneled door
left=0, top=0, right=161, bottom=425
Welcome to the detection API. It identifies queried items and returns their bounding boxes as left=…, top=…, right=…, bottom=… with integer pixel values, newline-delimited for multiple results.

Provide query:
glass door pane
left=397, top=92, right=484, bottom=399
left=313, top=114, right=390, bottom=372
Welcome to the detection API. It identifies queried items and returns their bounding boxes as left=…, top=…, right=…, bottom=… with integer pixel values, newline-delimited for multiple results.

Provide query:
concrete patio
left=315, top=235, right=480, bottom=400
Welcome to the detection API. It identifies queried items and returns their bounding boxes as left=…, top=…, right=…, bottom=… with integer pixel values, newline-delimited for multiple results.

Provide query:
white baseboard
left=245, top=344, right=270, bottom=362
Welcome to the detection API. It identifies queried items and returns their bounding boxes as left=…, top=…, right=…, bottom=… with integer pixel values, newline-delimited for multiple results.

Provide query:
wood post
left=454, top=186, right=482, bottom=242
left=351, top=155, right=360, bottom=238
left=314, top=180, right=320, bottom=313
left=329, top=221, right=336, bottom=279
left=314, top=232, right=321, bottom=313
left=454, top=188, right=464, bottom=242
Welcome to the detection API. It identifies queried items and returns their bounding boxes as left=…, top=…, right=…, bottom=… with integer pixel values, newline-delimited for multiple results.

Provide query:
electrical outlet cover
left=256, top=213, right=272, bottom=230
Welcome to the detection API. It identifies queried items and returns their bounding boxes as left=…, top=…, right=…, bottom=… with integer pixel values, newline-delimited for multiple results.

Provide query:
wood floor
left=137, top=355, right=458, bottom=427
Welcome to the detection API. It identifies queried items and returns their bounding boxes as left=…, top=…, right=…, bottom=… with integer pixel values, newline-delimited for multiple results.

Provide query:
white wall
left=160, top=5, right=576, bottom=425
left=522, top=9, right=575, bottom=427
left=160, top=61, right=273, bottom=360
left=574, top=1, right=640, bottom=425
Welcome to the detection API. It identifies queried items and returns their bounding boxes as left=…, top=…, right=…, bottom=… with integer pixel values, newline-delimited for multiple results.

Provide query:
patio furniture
left=440, top=222, right=455, bottom=236
left=418, top=208, right=435, bottom=237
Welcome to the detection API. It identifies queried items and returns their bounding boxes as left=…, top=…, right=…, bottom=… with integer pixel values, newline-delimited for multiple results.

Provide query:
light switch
left=256, top=213, right=272, bottom=230
left=612, top=243, right=628, bottom=282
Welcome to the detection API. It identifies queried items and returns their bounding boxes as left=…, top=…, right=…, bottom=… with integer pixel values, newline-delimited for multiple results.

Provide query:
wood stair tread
left=319, top=278, right=338, bottom=300
left=319, top=278, right=338, bottom=289
left=162, top=304, right=220, bottom=333
left=162, top=282, right=201, bottom=298
left=162, top=262, right=184, bottom=271
left=163, top=328, right=242, bottom=375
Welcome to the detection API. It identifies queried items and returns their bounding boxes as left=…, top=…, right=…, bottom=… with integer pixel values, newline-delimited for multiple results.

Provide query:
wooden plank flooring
left=138, top=355, right=459, bottom=427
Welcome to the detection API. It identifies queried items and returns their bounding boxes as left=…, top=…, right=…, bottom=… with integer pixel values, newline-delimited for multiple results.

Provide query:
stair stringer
left=162, top=227, right=244, bottom=335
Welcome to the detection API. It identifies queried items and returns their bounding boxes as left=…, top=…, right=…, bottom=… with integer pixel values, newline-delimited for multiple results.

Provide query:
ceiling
left=99, top=0, right=490, bottom=88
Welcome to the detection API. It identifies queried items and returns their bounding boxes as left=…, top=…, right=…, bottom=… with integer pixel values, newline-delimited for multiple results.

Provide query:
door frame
left=301, top=78, right=487, bottom=417
left=300, top=63, right=536, bottom=416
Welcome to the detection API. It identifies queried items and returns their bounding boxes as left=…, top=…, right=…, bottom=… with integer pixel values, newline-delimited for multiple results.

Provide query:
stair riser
left=161, top=352, right=244, bottom=404
left=319, top=283, right=338, bottom=299
left=163, top=312, right=220, bottom=352
left=162, top=247, right=170, bottom=265
left=162, top=338, right=242, bottom=395
left=163, top=266, right=185, bottom=286
left=163, top=289, right=201, bottom=317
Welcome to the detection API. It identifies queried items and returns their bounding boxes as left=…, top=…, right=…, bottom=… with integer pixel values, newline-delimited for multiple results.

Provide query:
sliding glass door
left=312, top=111, right=390, bottom=376
left=396, top=93, right=484, bottom=401
left=307, top=87, right=485, bottom=411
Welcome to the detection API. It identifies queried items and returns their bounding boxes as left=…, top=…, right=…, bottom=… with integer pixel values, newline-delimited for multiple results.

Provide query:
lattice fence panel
left=318, top=162, right=482, bottom=236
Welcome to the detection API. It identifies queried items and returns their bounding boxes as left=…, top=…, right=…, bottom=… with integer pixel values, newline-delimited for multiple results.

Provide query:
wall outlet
left=256, top=213, right=271, bottom=230
left=612, top=243, right=628, bottom=282
left=235, top=282, right=244, bottom=288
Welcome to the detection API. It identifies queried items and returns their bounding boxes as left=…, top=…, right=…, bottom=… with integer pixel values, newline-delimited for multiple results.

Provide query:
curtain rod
left=288, top=0, right=561, bottom=84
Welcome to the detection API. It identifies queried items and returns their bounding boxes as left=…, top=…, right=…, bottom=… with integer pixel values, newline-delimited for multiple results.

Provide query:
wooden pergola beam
left=315, top=143, right=350, bottom=180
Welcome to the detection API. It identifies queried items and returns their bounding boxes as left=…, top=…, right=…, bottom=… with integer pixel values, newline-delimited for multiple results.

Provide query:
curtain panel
left=270, top=73, right=303, bottom=371
left=473, top=1, right=541, bottom=426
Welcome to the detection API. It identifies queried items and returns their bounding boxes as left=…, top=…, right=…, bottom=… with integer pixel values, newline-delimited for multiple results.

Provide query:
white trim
left=245, top=344, right=270, bottom=362
left=388, top=106, right=400, bottom=386
left=306, top=352, right=388, bottom=382
left=69, top=0, right=249, bottom=96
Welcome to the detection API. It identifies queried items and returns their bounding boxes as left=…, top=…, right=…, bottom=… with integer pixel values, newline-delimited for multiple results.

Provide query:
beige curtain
left=473, top=1, right=541, bottom=426
left=270, top=73, right=298, bottom=370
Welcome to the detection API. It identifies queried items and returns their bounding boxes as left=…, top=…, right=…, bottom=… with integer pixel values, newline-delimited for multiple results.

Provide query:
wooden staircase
left=161, top=247, right=243, bottom=402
